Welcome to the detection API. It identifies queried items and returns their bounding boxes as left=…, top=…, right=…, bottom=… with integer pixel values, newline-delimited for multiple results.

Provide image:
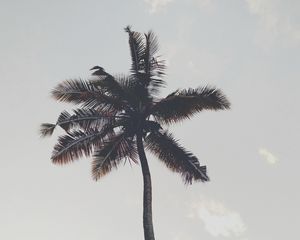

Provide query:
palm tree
left=40, top=26, right=230, bottom=240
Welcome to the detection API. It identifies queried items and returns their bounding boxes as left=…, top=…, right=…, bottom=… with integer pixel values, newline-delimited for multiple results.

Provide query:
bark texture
left=136, top=133, right=155, bottom=240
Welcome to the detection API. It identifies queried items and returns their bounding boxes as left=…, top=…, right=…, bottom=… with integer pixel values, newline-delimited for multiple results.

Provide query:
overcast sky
left=1, top=0, right=299, bottom=239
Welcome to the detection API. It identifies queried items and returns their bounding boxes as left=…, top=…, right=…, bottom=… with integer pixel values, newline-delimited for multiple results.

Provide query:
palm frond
left=40, top=109, right=121, bottom=137
left=56, top=109, right=119, bottom=132
left=40, top=123, right=56, bottom=137
left=140, top=31, right=166, bottom=94
left=116, top=75, right=141, bottom=106
left=145, top=31, right=159, bottom=59
left=136, top=72, right=166, bottom=96
left=92, top=74, right=141, bottom=108
left=92, top=133, right=137, bottom=180
left=91, top=74, right=123, bottom=97
left=123, top=75, right=152, bottom=106
left=144, top=31, right=166, bottom=78
left=125, top=26, right=145, bottom=76
left=151, top=86, right=231, bottom=124
left=145, top=130, right=209, bottom=184
left=51, top=128, right=112, bottom=165
left=51, top=79, right=124, bottom=110
left=124, top=26, right=166, bottom=98
left=147, top=74, right=166, bottom=96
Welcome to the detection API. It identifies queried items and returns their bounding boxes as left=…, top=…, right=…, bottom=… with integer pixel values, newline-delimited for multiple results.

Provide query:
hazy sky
left=1, top=0, right=299, bottom=239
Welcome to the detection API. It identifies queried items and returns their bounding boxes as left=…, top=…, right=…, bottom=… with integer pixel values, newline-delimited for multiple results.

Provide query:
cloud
left=188, top=198, right=246, bottom=237
left=245, top=0, right=300, bottom=46
left=144, top=0, right=174, bottom=13
left=259, top=148, right=278, bottom=165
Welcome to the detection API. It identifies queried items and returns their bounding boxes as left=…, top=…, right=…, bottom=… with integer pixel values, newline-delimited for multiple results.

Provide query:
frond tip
left=124, top=25, right=132, bottom=33
left=146, top=131, right=209, bottom=184
left=40, top=123, right=56, bottom=137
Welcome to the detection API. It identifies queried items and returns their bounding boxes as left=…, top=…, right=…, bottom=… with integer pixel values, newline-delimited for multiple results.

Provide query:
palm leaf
left=144, top=31, right=166, bottom=81
left=116, top=75, right=142, bottom=107
left=92, top=74, right=143, bottom=108
left=145, top=130, right=209, bottom=184
left=40, top=123, right=56, bottom=137
left=151, top=86, right=231, bottom=124
left=92, top=74, right=126, bottom=98
left=92, top=133, right=137, bottom=180
left=51, top=127, right=112, bottom=164
left=125, top=26, right=166, bottom=99
left=51, top=79, right=125, bottom=110
left=138, top=31, right=166, bottom=95
left=124, top=26, right=145, bottom=76
left=57, top=109, right=119, bottom=132
left=40, top=109, right=121, bottom=137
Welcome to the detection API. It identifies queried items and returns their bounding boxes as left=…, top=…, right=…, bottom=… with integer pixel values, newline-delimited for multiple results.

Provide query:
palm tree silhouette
left=40, top=26, right=230, bottom=240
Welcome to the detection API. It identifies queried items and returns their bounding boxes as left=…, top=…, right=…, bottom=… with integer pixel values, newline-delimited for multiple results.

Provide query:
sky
left=0, top=0, right=299, bottom=239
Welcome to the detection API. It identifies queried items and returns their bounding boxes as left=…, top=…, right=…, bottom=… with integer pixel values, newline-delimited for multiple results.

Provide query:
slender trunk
left=136, top=133, right=155, bottom=240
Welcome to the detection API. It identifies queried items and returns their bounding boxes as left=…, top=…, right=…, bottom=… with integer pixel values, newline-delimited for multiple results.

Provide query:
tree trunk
left=136, top=133, right=155, bottom=240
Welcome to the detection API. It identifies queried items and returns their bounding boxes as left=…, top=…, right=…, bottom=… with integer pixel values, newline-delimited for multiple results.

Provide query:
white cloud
left=188, top=198, right=246, bottom=237
left=245, top=0, right=300, bottom=46
left=144, top=0, right=174, bottom=13
left=259, top=148, right=278, bottom=165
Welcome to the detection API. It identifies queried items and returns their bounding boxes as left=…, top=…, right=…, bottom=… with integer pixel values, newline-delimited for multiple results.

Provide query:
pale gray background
left=0, top=0, right=299, bottom=239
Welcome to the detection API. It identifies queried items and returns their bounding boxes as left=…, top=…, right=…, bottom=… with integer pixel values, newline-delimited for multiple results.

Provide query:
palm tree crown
left=40, top=26, right=230, bottom=240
